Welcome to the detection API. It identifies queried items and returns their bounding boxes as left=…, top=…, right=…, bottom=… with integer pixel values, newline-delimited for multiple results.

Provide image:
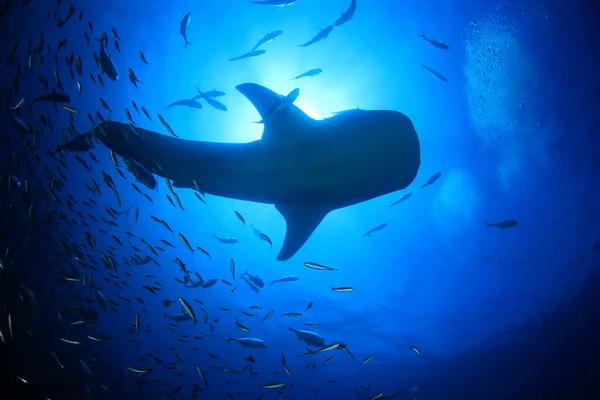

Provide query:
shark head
left=74, top=83, right=421, bottom=261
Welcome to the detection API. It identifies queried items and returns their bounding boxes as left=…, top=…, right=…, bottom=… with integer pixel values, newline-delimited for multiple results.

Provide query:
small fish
left=410, top=346, right=421, bottom=356
left=139, top=51, right=150, bottom=64
left=8, top=314, right=13, bottom=339
left=485, top=220, right=518, bottom=229
left=257, top=88, right=299, bottom=123
left=157, top=114, right=177, bottom=137
left=178, top=233, right=194, bottom=252
left=229, top=49, right=266, bottom=61
left=299, top=25, right=334, bottom=47
left=305, top=301, right=313, bottom=311
left=99, top=96, right=111, bottom=111
left=360, top=354, right=374, bottom=364
left=362, top=223, right=387, bottom=237
left=422, top=64, right=447, bottom=82
left=61, top=105, right=80, bottom=114
left=262, top=382, right=286, bottom=389
left=167, top=98, right=203, bottom=109
left=261, top=310, right=274, bottom=321
left=241, top=276, right=260, bottom=294
left=78, top=358, right=92, bottom=375
left=124, top=107, right=135, bottom=125
left=322, top=356, right=334, bottom=365
left=213, top=235, right=238, bottom=244
left=193, top=88, right=226, bottom=99
left=127, top=367, right=148, bottom=374
left=421, top=172, right=442, bottom=187
left=236, top=319, right=250, bottom=332
left=335, top=0, right=357, bottom=26
left=234, top=211, right=245, bottom=225
left=111, top=27, right=121, bottom=40
left=95, top=35, right=119, bottom=81
left=291, top=68, right=322, bottom=80
left=51, top=351, right=63, bottom=368
left=141, top=106, right=152, bottom=121
left=196, top=365, right=208, bottom=388
left=252, top=30, right=283, bottom=51
left=259, top=233, right=272, bottom=248
left=75, top=54, right=83, bottom=76
left=196, top=246, right=211, bottom=258
left=282, top=312, right=302, bottom=317
left=270, top=276, right=299, bottom=285
left=281, top=353, right=291, bottom=375
left=251, top=0, right=298, bottom=5
left=9, top=97, right=25, bottom=110
left=388, top=192, right=412, bottom=207
left=418, top=32, right=450, bottom=49
left=317, top=343, right=341, bottom=353
left=179, top=13, right=192, bottom=48
left=31, top=90, right=71, bottom=104
left=331, top=286, right=354, bottom=292
left=178, top=297, right=197, bottom=324
left=304, top=261, right=337, bottom=272
left=131, top=100, right=140, bottom=114
left=203, top=96, right=228, bottom=111
left=242, top=271, right=264, bottom=288
left=60, top=338, right=81, bottom=345
left=128, top=67, right=143, bottom=87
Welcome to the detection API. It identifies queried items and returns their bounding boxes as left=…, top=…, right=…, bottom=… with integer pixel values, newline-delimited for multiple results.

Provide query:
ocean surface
left=1, top=0, right=600, bottom=399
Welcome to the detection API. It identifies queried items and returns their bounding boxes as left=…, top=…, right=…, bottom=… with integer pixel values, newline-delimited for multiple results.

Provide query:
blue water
left=1, top=0, right=600, bottom=399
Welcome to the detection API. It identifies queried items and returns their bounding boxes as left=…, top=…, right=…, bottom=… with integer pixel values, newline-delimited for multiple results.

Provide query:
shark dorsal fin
left=275, top=202, right=329, bottom=261
left=235, top=83, right=313, bottom=144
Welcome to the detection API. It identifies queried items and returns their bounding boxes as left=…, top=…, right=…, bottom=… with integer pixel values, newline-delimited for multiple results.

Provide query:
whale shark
left=63, top=83, right=421, bottom=261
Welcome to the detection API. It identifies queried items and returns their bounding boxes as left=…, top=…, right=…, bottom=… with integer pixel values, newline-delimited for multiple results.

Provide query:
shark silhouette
left=70, top=83, right=421, bottom=261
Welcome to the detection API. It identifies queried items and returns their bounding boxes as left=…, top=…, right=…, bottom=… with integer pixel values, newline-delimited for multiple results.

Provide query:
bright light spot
left=431, top=170, right=480, bottom=236
left=295, top=100, right=322, bottom=120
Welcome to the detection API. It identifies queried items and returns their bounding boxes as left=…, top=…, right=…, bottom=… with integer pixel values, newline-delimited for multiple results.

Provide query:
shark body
left=71, top=83, right=421, bottom=261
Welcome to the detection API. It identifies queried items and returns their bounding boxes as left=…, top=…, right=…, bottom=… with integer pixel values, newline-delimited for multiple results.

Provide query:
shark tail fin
left=185, top=40, right=192, bottom=49
left=418, top=32, right=425, bottom=38
left=485, top=221, right=492, bottom=228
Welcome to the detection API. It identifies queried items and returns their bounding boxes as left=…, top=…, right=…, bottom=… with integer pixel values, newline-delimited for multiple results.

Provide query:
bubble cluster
left=463, top=18, right=537, bottom=149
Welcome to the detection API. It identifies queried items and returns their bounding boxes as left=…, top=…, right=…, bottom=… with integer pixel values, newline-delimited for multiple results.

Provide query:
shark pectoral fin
left=275, top=202, right=328, bottom=261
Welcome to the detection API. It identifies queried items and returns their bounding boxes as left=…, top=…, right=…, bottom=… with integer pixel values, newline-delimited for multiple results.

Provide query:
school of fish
left=0, top=0, right=519, bottom=399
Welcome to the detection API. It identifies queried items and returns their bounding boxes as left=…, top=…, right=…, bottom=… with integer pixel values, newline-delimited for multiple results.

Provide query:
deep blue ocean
left=1, top=0, right=600, bottom=399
